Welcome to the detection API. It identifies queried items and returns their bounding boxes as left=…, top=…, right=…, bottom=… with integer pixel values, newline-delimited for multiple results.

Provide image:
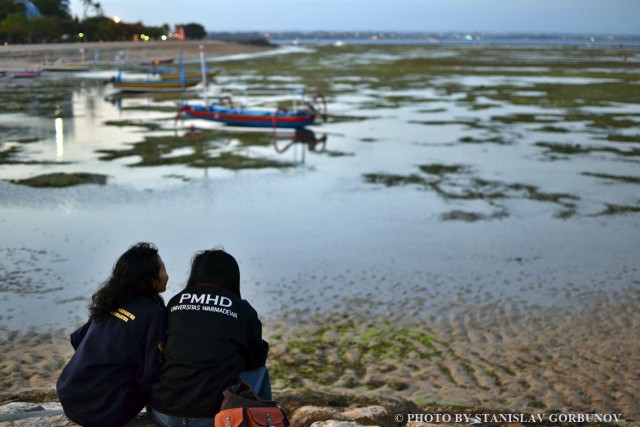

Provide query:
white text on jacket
left=179, top=293, right=232, bottom=307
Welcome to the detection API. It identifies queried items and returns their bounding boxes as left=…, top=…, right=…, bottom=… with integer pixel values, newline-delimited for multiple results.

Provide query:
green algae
left=441, top=210, right=486, bottom=222
left=537, top=125, right=570, bottom=133
left=419, top=164, right=465, bottom=175
left=97, top=129, right=295, bottom=170
left=268, top=316, right=446, bottom=389
left=595, top=204, right=640, bottom=216
left=0, top=146, right=22, bottom=164
left=536, top=142, right=640, bottom=157
left=363, top=164, right=579, bottom=220
left=363, top=173, right=426, bottom=187
left=0, top=145, right=71, bottom=166
left=582, top=172, right=640, bottom=184
left=606, top=134, right=640, bottom=144
left=8, top=172, right=107, bottom=188
left=211, top=44, right=636, bottom=97
left=104, top=119, right=163, bottom=131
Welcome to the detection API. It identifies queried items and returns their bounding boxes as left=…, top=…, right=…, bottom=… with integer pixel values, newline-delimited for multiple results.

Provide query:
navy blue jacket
left=151, top=285, right=269, bottom=418
left=56, top=296, right=167, bottom=427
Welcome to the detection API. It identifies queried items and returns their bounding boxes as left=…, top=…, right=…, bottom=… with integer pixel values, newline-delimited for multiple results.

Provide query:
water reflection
left=55, top=117, right=64, bottom=159
left=271, top=128, right=328, bottom=164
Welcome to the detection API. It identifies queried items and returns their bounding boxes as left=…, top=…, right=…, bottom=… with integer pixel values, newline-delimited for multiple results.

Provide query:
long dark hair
left=89, top=242, right=164, bottom=321
left=186, top=248, right=241, bottom=298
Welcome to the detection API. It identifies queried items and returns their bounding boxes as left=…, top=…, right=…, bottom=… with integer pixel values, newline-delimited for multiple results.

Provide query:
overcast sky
left=68, top=0, right=640, bottom=35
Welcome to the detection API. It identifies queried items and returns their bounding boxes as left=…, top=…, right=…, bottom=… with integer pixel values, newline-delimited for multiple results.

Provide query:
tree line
left=0, top=0, right=206, bottom=43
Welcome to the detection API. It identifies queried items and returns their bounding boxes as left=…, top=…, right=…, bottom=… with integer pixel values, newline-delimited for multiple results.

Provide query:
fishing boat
left=177, top=91, right=327, bottom=129
left=110, top=73, right=200, bottom=93
left=42, top=63, right=90, bottom=72
left=150, top=58, right=174, bottom=66
left=158, top=69, right=218, bottom=80
left=42, top=56, right=90, bottom=72
left=6, top=69, right=42, bottom=78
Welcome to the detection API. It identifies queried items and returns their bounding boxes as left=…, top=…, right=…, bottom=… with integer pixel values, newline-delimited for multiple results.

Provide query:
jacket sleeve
left=137, top=308, right=168, bottom=391
left=242, top=302, right=269, bottom=370
left=69, top=319, right=92, bottom=350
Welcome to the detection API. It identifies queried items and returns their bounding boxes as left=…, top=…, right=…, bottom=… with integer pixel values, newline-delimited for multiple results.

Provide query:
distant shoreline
left=241, top=31, right=640, bottom=46
left=0, top=40, right=274, bottom=69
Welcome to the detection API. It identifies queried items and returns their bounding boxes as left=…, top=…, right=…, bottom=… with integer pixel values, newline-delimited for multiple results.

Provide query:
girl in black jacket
left=150, top=249, right=270, bottom=427
left=56, top=242, right=169, bottom=427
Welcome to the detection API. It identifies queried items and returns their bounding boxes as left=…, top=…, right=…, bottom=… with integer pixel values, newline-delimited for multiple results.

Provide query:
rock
left=291, top=404, right=404, bottom=427
left=311, top=422, right=367, bottom=427
left=277, top=388, right=419, bottom=427
left=341, top=406, right=388, bottom=424
left=0, top=403, right=154, bottom=426
left=0, top=403, right=46, bottom=414
left=290, top=406, right=346, bottom=426
left=0, top=389, right=420, bottom=427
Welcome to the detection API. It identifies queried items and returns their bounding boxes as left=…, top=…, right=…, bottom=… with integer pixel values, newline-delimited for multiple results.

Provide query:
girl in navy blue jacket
left=57, top=242, right=169, bottom=427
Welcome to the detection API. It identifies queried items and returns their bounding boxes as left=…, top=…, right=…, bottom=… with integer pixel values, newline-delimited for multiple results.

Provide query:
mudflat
left=0, top=39, right=271, bottom=68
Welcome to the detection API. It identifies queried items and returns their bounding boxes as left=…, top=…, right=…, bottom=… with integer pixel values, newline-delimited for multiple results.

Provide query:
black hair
left=186, top=248, right=241, bottom=298
left=89, top=242, right=164, bottom=321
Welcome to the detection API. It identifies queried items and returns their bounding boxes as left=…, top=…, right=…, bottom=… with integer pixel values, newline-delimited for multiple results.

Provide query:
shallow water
left=0, top=44, right=638, bottom=331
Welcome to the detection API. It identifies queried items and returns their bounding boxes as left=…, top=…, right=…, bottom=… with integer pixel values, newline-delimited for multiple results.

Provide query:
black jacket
left=151, top=284, right=269, bottom=418
left=56, top=296, right=167, bottom=427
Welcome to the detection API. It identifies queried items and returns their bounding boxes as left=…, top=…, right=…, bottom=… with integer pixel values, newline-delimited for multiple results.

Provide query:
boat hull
left=178, top=104, right=315, bottom=128
left=159, top=71, right=218, bottom=80
left=113, top=79, right=200, bottom=93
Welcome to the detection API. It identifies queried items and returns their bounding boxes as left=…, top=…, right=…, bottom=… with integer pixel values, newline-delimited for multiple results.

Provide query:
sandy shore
left=0, top=40, right=272, bottom=69
left=0, top=40, right=638, bottom=424
left=1, top=292, right=638, bottom=422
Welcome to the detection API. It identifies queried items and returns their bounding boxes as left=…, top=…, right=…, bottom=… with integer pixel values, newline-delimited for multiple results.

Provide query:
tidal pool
left=0, top=43, right=638, bottom=331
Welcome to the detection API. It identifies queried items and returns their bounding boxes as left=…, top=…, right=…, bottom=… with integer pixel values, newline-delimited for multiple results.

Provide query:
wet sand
left=2, top=292, right=638, bottom=422
left=0, top=39, right=272, bottom=69
left=1, top=40, right=638, bottom=424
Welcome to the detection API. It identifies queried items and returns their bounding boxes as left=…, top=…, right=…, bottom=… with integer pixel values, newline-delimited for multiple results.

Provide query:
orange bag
left=214, top=382, right=289, bottom=427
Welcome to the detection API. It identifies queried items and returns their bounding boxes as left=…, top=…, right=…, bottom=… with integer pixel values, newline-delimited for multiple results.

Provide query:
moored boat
left=158, top=70, right=218, bottom=80
left=6, top=69, right=42, bottom=78
left=42, top=63, right=90, bottom=72
left=177, top=93, right=327, bottom=129
left=110, top=72, right=200, bottom=93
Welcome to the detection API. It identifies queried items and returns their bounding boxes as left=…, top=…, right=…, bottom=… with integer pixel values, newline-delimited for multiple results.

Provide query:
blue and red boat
left=177, top=92, right=327, bottom=129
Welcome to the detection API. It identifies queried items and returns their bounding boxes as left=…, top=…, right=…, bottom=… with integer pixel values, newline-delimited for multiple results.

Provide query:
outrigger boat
left=158, top=70, right=218, bottom=80
left=153, top=63, right=218, bottom=80
left=177, top=47, right=326, bottom=129
left=111, top=77, right=200, bottom=93
left=110, top=69, right=200, bottom=93
left=110, top=47, right=201, bottom=93
left=5, top=69, right=42, bottom=78
left=177, top=90, right=327, bottom=129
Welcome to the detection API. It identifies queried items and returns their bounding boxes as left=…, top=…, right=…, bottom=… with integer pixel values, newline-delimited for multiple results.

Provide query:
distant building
left=175, top=26, right=185, bottom=40
left=17, top=0, right=42, bottom=17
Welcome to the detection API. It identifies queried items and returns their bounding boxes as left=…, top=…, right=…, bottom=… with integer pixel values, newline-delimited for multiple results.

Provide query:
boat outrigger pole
left=199, top=44, right=208, bottom=106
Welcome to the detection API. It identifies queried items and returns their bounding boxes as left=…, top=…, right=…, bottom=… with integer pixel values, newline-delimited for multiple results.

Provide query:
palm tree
left=80, top=0, right=101, bottom=18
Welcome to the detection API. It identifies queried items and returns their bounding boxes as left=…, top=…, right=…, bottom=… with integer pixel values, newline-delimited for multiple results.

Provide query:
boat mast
left=199, top=44, right=208, bottom=106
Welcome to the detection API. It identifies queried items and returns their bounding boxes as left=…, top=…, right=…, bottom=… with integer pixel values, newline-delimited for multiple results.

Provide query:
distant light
left=113, top=16, right=121, bottom=24
left=465, top=34, right=473, bottom=41
left=264, top=32, right=270, bottom=38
